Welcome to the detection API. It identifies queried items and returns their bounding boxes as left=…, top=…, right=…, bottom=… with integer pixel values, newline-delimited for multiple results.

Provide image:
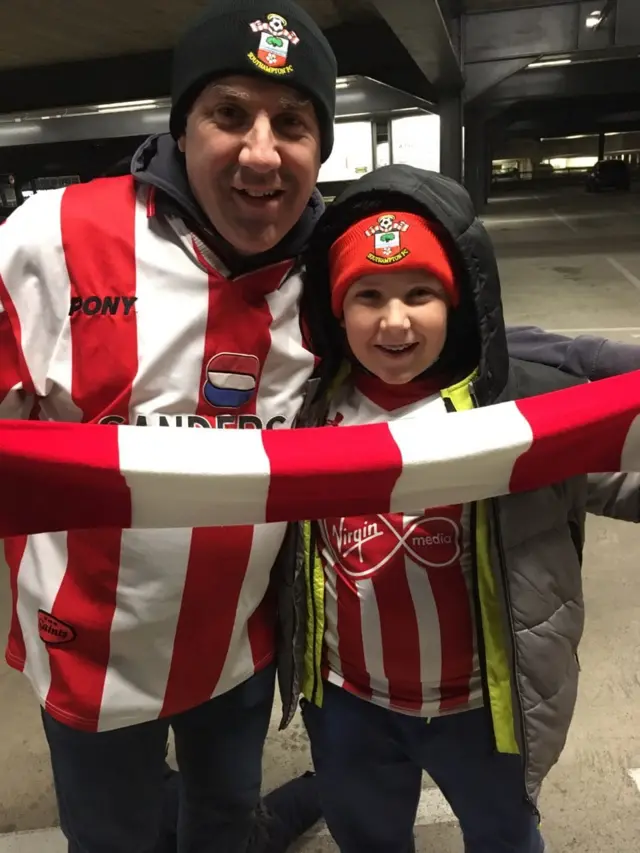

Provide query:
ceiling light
left=95, top=99, right=158, bottom=111
left=585, top=11, right=602, bottom=28
left=527, top=58, right=572, bottom=68
left=540, top=133, right=594, bottom=141
left=96, top=102, right=161, bottom=114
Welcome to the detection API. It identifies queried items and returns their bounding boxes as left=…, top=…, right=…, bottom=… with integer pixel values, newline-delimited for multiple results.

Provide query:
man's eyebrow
left=279, top=94, right=311, bottom=110
left=206, top=84, right=250, bottom=100
left=204, top=83, right=310, bottom=110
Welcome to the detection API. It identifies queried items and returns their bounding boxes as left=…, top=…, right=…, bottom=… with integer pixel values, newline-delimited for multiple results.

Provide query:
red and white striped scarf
left=2, top=370, right=640, bottom=538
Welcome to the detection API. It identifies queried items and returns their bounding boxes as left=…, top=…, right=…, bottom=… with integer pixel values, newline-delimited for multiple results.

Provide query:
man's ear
left=177, top=135, right=186, bottom=153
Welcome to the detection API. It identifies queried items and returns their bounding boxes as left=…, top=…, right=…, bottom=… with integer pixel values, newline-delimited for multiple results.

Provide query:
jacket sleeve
left=586, top=473, right=640, bottom=522
left=506, top=325, right=640, bottom=381
left=0, top=192, right=68, bottom=419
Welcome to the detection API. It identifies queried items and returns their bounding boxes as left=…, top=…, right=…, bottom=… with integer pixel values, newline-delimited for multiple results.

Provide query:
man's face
left=179, top=75, right=322, bottom=255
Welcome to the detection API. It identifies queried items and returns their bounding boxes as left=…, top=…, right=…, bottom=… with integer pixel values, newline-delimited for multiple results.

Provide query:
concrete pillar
left=598, top=132, right=606, bottom=161
left=484, top=141, right=493, bottom=202
left=615, top=0, right=640, bottom=46
left=463, top=112, right=489, bottom=212
left=439, top=94, right=463, bottom=183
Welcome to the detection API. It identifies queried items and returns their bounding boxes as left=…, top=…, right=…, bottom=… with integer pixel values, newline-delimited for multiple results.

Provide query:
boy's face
left=342, top=269, right=449, bottom=385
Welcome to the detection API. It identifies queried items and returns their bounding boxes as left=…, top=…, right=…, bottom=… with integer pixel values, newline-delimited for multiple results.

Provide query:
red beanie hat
left=328, top=211, right=457, bottom=317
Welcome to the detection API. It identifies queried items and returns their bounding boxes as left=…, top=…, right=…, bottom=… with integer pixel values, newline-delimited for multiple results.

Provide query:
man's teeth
left=242, top=189, right=277, bottom=197
left=381, top=344, right=413, bottom=352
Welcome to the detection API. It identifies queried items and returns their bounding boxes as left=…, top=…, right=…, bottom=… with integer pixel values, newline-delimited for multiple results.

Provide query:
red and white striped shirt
left=319, top=377, right=483, bottom=716
left=0, top=177, right=315, bottom=731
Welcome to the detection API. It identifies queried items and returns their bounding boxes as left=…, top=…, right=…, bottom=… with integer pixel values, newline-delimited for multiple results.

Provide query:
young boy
left=291, top=164, right=640, bottom=853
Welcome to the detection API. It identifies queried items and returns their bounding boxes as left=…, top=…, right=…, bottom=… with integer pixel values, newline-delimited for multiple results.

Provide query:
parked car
left=533, top=163, right=555, bottom=178
left=586, top=159, right=631, bottom=192
left=492, top=166, right=520, bottom=183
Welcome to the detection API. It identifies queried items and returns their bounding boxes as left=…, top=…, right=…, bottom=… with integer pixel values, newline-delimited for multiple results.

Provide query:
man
left=0, top=1, right=335, bottom=850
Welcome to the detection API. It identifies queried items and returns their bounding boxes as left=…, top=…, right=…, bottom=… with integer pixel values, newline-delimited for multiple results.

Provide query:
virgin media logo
left=319, top=512, right=461, bottom=581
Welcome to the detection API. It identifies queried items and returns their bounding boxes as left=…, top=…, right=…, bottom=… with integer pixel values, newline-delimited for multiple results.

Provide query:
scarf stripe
left=2, top=371, right=640, bottom=538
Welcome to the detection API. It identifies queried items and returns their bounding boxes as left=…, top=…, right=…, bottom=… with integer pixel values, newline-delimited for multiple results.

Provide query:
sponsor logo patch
left=203, top=352, right=260, bottom=409
left=320, top=512, right=461, bottom=581
left=38, top=610, right=76, bottom=646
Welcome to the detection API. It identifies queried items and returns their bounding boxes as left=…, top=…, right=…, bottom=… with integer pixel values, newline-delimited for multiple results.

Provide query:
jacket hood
left=131, top=133, right=326, bottom=277
left=301, top=164, right=509, bottom=404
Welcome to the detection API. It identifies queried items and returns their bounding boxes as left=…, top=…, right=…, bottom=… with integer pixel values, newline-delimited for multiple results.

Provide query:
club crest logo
left=365, top=214, right=411, bottom=265
left=248, top=13, right=300, bottom=75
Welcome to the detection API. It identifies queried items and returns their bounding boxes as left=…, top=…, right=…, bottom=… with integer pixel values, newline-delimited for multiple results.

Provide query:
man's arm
left=0, top=304, right=33, bottom=418
left=0, top=193, right=67, bottom=418
left=0, top=219, right=35, bottom=419
left=506, top=325, right=640, bottom=381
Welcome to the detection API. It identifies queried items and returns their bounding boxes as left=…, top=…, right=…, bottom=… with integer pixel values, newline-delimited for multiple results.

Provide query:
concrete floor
left=3, top=184, right=640, bottom=851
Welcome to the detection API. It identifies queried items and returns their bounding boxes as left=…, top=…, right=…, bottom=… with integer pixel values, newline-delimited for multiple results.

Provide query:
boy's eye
left=407, top=287, right=439, bottom=303
left=355, top=289, right=380, bottom=301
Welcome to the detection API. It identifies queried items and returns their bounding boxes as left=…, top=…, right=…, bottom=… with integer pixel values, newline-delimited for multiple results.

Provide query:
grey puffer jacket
left=274, top=164, right=640, bottom=806
left=506, top=325, right=640, bottom=380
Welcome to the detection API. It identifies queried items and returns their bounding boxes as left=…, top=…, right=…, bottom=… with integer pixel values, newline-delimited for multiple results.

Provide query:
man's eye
left=214, top=105, right=243, bottom=123
left=277, top=114, right=306, bottom=132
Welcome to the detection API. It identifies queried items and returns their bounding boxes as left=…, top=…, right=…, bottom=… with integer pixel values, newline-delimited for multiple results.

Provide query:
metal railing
left=491, top=164, right=640, bottom=191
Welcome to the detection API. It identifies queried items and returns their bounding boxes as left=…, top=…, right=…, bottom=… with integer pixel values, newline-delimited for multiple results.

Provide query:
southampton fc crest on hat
left=365, top=214, right=411, bottom=264
left=248, top=13, right=300, bottom=75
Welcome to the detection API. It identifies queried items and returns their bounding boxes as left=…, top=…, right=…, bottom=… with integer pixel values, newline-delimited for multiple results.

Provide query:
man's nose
left=238, top=113, right=281, bottom=174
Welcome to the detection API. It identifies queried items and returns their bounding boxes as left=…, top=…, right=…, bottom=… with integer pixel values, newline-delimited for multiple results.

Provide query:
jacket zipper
left=468, top=385, right=537, bottom=813
left=298, top=379, right=325, bottom=707
left=308, top=522, right=321, bottom=704
left=282, top=524, right=301, bottom=729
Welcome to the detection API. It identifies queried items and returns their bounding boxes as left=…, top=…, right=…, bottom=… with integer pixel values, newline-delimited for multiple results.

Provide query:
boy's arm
left=506, top=325, right=640, bottom=380
left=509, top=326, right=640, bottom=521
left=586, top=473, right=640, bottom=522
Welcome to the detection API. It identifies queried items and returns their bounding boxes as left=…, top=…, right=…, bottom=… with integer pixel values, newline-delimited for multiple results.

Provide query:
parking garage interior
left=3, top=0, right=640, bottom=850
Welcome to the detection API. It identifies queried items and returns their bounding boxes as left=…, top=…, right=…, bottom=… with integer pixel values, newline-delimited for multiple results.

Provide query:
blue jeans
left=302, top=682, right=544, bottom=853
left=41, top=664, right=276, bottom=853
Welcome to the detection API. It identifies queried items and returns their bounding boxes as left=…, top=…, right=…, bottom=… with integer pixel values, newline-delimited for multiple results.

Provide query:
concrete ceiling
left=463, top=0, right=576, bottom=10
left=1, top=0, right=372, bottom=70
